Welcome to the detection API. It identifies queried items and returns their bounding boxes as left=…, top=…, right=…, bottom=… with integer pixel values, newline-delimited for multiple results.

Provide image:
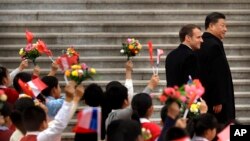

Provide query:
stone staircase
left=0, top=0, right=250, bottom=140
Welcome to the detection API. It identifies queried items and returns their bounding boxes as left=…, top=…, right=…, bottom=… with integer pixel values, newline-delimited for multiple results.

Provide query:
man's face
left=210, top=18, right=227, bottom=40
left=189, top=28, right=203, bottom=50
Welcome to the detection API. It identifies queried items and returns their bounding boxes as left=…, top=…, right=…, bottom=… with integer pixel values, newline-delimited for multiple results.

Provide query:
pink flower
left=25, top=43, right=34, bottom=52
left=81, top=63, right=88, bottom=70
left=127, top=38, right=132, bottom=43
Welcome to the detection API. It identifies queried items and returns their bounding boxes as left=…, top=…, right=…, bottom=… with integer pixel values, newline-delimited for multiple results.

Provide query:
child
left=107, top=119, right=143, bottom=141
left=20, top=81, right=84, bottom=141
left=192, top=113, right=218, bottom=141
left=105, top=60, right=160, bottom=129
left=164, top=127, right=191, bottom=141
left=74, top=83, right=104, bottom=141
left=131, top=93, right=161, bottom=141
left=0, top=60, right=28, bottom=104
left=41, top=76, right=63, bottom=120
left=10, top=97, right=36, bottom=141
left=0, top=101, right=13, bottom=141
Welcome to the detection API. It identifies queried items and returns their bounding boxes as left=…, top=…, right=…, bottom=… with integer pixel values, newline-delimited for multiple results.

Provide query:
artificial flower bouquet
left=64, top=63, right=96, bottom=84
left=159, top=79, right=205, bottom=118
left=120, top=38, right=142, bottom=60
left=19, top=30, right=52, bottom=65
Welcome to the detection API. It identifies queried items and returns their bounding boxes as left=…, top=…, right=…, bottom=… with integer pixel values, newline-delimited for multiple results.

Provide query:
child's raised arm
left=47, top=62, right=59, bottom=76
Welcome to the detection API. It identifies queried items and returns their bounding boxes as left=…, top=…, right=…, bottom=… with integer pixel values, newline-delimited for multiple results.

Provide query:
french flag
left=18, top=78, right=47, bottom=98
left=73, top=107, right=101, bottom=138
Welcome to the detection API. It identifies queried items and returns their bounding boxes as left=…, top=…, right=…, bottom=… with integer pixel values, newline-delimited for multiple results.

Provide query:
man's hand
left=213, top=104, right=222, bottom=113
left=33, top=65, right=41, bottom=76
left=74, top=84, right=84, bottom=103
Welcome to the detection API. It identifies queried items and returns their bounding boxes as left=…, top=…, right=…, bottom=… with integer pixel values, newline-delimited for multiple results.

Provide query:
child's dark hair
left=160, top=105, right=168, bottom=123
left=10, top=97, right=35, bottom=134
left=193, top=113, right=218, bottom=136
left=23, top=106, right=47, bottom=131
left=0, top=66, right=8, bottom=85
left=165, top=127, right=189, bottom=141
left=106, top=81, right=128, bottom=109
left=131, top=93, right=152, bottom=122
left=13, top=72, right=32, bottom=93
left=41, top=76, right=59, bottom=97
left=83, top=83, right=104, bottom=107
left=107, top=119, right=142, bottom=141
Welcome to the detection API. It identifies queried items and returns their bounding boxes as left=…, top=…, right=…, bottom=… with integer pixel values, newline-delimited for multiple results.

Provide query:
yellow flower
left=71, top=70, right=78, bottom=77
left=0, top=94, right=7, bottom=101
left=137, top=44, right=142, bottom=50
left=190, top=103, right=199, bottom=113
left=71, top=65, right=81, bottom=69
left=90, top=68, right=96, bottom=74
left=65, top=70, right=71, bottom=77
left=19, top=48, right=25, bottom=56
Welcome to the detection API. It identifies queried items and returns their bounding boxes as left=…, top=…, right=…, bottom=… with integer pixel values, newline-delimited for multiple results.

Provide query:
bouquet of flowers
left=19, top=30, right=52, bottom=65
left=64, top=63, right=96, bottom=84
left=159, top=79, right=205, bottom=118
left=120, top=38, right=142, bottom=60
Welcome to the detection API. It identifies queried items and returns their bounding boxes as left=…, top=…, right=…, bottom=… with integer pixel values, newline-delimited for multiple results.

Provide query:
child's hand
left=33, top=65, right=41, bottom=76
left=125, top=60, right=133, bottom=72
left=48, top=62, right=59, bottom=76
left=125, top=60, right=133, bottom=79
left=64, top=81, right=76, bottom=102
left=18, top=59, right=28, bottom=71
left=147, top=75, right=160, bottom=90
left=74, top=84, right=84, bottom=103
left=200, top=98, right=208, bottom=114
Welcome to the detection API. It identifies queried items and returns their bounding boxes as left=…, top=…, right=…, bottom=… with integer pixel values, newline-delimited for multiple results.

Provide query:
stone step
left=0, top=9, right=249, bottom=21
left=1, top=21, right=249, bottom=33
left=1, top=0, right=250, bottom=10
left=0, top=32, right=249, bottom=45
left=0, top=43, right=250, bottom=57
left=8, top=67, right=250, bottom=81
left=1, top=56, right=250, bottom=69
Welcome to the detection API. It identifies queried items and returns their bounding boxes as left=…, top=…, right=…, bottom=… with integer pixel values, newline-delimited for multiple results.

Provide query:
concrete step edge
left=1, top=44, right=250, bottom=50
left=9, top=67, right=250, bottom=73
left=2, top=0, right=250, bottom=4
left=1, top=9, right=250, bottom=14
left=1, top=56, right=250, bottom=61
left=1, top=21, right=250, bottom=26
left=0, top=32, right=249, bottom=38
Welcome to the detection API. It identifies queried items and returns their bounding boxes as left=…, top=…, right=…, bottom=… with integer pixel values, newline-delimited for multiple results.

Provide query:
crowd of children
left=0, top=59, right=236, bottom=141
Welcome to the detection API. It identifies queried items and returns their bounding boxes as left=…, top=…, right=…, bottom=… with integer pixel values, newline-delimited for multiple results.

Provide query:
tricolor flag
left=147, top=41, right=154, bottom=66
left=73, top=107, right=101, bottom=139
left=18, top=78, right=47, bottom=98
left=157, top=49, right=164, bottom=65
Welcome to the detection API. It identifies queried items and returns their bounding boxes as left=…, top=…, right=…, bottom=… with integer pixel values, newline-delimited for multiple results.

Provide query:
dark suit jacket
left=165, top=44, right=199, bottom=87
left=197, top=32, right=235, bottom=124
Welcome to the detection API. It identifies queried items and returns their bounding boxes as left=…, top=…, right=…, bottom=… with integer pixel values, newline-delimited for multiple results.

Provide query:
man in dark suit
left=165, top=24, right=203, bottom=87
left=198, top=12, right=235, bottom=124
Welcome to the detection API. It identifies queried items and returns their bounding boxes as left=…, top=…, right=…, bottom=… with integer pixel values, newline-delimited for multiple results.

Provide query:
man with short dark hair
left=165, top=24, right=203, bottom=87
left=197, top=12, right=235, bottom=124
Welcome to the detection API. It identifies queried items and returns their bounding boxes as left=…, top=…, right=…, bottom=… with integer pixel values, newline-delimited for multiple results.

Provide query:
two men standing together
left=165, top=12, right=235, bottom=125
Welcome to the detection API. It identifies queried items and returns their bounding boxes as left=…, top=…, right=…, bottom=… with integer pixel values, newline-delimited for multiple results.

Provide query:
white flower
left=78, top=70, right=83, bottom=74
left=120, top=49, right=125, bottom=54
